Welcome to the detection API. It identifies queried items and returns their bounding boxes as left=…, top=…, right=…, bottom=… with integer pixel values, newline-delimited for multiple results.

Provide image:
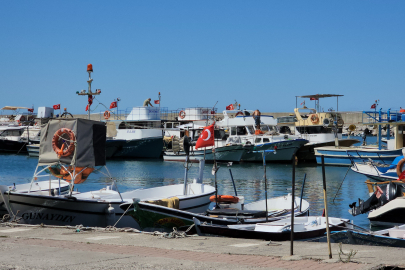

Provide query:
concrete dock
left=0, top=224, right=403, bottom=270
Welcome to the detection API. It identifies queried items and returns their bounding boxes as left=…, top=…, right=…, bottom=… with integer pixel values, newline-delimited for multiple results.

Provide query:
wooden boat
left=128, top=194, right=310, bottom=231
left=193, top=216, right=349, bottom=241
left=328, top=225, right=405, bottom=248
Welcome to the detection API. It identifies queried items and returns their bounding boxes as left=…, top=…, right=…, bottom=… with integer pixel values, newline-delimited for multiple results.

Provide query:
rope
left=113, top=202, right=133, bottom=227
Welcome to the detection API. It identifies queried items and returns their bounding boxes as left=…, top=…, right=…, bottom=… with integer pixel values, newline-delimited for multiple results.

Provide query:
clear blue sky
left=1, top=1, right=404, bottom=114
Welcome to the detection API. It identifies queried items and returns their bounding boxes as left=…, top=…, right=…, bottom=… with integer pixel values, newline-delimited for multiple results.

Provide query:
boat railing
left=362, top=109, right=404, bottom=125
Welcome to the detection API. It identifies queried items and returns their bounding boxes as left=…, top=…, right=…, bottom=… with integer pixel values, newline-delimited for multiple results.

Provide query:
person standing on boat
left=143, top=98, right=153, bottom=107
left=252, top=109, right=261, bottom=129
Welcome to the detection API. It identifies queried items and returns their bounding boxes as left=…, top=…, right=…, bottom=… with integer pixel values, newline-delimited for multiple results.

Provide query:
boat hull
left=134, top=195, right=310, bottom=230
left=315, top=147, right=402, bottom=166
left=164, top=144, right=248, bottom=163
left=0, top=139, right=27, bottom=153
left=241, top=139, right=307, bottom=162
left=112, top=137, right=163, bottom=159
left=296, top=139, right=359, bottom=162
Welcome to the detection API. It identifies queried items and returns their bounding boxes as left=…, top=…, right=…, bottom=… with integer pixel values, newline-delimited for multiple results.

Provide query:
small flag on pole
left=53, top=104, right=60, bottom=110
left=110, top=101, right=117, bottom=109
left=154, top=100, right=160, bottom=104
left=195, top=123, right=215, bottom=149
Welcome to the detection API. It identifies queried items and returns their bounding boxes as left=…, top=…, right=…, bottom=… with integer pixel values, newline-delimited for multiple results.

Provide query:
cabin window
left=166, top=123, right=172, bottom=128
left=247, top=126, right=255, bottom=134
left=263, top=138, right=270, bottom=143
left=255, top=138, right=262, bottom=143
left=236, top=127, right=247, bottom=135
left=231, top=127, right=236, bottom=136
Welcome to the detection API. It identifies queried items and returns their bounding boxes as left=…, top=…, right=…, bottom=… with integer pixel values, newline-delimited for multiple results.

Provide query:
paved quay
left=0, top=224, right=403, bottom=270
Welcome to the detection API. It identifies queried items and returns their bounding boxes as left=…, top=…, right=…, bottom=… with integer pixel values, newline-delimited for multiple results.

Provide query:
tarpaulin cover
left=38, top=119, right=106, bottom=167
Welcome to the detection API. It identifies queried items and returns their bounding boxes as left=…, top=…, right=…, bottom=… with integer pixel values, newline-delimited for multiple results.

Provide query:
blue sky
left=1, top=1, right=404, bottom=114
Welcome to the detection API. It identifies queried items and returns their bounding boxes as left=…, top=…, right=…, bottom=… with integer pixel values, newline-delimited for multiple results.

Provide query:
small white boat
left=26, top=143, right=40, bottom=157
left=193, top=216, right=349, bottom=241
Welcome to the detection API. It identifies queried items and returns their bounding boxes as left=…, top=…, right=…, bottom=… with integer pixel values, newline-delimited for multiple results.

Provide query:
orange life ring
left=52, top=128, right=76, bottom=157
left=396, top=158, right=405, bottom=177
left=310, top=114, right=319, bottom=124
left=179, top=110, right=186, bottom=119
left=209, top=195, right=239, bottom=203
left=48, top=166, right=94, bottom=184
left=104, top=110, right=111, bottom=119
left=235, top=112, right=244, bottom=117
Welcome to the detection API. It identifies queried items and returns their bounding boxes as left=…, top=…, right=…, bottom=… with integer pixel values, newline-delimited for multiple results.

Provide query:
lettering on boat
left=156, top=217, right=185, bottom=227
left=21, top=213, right=77, bottom=223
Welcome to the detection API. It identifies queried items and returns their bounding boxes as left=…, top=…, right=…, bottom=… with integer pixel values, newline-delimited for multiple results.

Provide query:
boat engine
left=349, top=182, right=403, bottom=216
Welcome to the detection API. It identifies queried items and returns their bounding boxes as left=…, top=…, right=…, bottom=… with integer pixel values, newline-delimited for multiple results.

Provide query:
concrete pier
left=0, top=223, right=403, bottom=269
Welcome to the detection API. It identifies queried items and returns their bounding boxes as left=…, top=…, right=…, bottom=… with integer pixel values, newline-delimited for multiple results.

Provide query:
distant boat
left=350, top=155, right=404, bottom=181
left=315, top=108, right=405, bottom=166
left=277, top=94, right=359, bottom=162
left=216, top=109, right=308, bottom=162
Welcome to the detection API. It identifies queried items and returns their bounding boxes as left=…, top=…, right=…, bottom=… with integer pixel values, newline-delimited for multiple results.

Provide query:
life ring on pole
left=235, top=112, right=244, bottom=117
left=310, top=114, right=319, bottom=124
left=104, top=110, right=111, bottom=120
left=209, top=195, right=239, bottom=203
left=396, top=158, right=405, bottom=178
left=52, top=128, right=76, bottom=158
left=179, top=110, right=186, bottom=119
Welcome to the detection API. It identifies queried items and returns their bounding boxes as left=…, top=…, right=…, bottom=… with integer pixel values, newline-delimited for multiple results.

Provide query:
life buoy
left=48, top=166, right=94, bottom=184
left=209, top=195, right=239, bottom=203
left=235, top=112, right=244, bottom=117
left=179, top=110, right=186, bottom=119
left=310, top=114, right=319, bottom=124
left=104, top=110, right=111, bottom=120
left=337, top=119, right=344, bottom=127
left=52, top=128, right=76, bottom=157
left=396, top=158, right=405, bottom=177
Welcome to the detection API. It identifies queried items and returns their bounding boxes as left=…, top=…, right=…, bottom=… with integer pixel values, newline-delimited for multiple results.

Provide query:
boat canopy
left=38, top=118, right=106, bottom=167
left=0, top=106, right=31, bottom=110
left=295, top=94, right=343, bottom=99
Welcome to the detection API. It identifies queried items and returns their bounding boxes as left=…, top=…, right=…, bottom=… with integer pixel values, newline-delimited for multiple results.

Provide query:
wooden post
left=321, top=155, right=332, bottom=259
left=290, top=154, right=295, bottom=256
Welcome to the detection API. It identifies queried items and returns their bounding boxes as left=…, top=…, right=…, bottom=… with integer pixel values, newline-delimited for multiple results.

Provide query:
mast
left=76, top=64, right=101, bottom=119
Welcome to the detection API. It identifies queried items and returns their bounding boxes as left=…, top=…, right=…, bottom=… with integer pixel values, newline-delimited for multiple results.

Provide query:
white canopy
left=1, top=106, right=31, bottom=110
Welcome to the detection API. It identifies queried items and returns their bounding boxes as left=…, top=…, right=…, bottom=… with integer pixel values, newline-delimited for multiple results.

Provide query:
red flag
left=110, top=101, right=117, bottom=109
left=27, top=108, right=34, bottom=112
left=154, top=100, right=160, bottom=104
left=195, top=123, right=215, bottom=149
left=371, top=104, right=376, bottom=109
left=53, top=104, right=60, bottom=110
left=226, top=104, right=234, bottom=110
left=85, top=104, right=89, bottom=111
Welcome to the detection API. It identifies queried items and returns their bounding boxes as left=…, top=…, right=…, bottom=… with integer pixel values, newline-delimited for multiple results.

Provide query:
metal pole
left=290, top=154, right=295, bottom=256
left=322, top=155, right=332, bottom=259
left=299, top=173, right=306, bottom=212
left=263, top=152, right=268, bottom=222
left=229, top=168, right=237, bottom=196
left=183, top=155, right=189, bottom=195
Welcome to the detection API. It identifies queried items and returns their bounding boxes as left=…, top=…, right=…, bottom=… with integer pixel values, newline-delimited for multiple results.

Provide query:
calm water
left=0, top=135, right=378, bottom=229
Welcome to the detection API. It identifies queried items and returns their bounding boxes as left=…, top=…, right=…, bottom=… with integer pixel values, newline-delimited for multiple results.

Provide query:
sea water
left=0, top=135, right=382, bottom=229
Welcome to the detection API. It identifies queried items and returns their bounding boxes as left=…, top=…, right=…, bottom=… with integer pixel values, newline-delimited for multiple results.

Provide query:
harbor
left=2, top=1, right=405, bottom=269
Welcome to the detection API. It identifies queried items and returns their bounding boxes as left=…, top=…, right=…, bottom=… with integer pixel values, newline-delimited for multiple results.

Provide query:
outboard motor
left=349, top=182, right=402, bottom=216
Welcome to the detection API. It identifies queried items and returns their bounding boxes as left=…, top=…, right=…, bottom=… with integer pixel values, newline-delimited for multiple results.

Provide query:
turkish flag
left=27, top=108, right=34, bottom=112
left=226, top=104, right=234, bottom=110
left=371, top=104, right=376, bottom=109
left=85, top=104, right=89, bottom=111
left=195, top=123, right=215, bottom=149
left=110, top=101, right=117, bottom=109
left=154, top=100, right=160, bottom=104
left=53, top=104, right=60, bottom=110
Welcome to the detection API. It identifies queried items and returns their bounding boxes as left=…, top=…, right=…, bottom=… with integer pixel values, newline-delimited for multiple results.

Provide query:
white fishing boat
left=277, top=94, right=359, bottom=161
left=216, top=110, right=308, bottom=162
left=350, top=155, right=404, bottom=182
left=0, top=118, right=215, bottom=229
left=105, top=106, right=164, bottom=159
